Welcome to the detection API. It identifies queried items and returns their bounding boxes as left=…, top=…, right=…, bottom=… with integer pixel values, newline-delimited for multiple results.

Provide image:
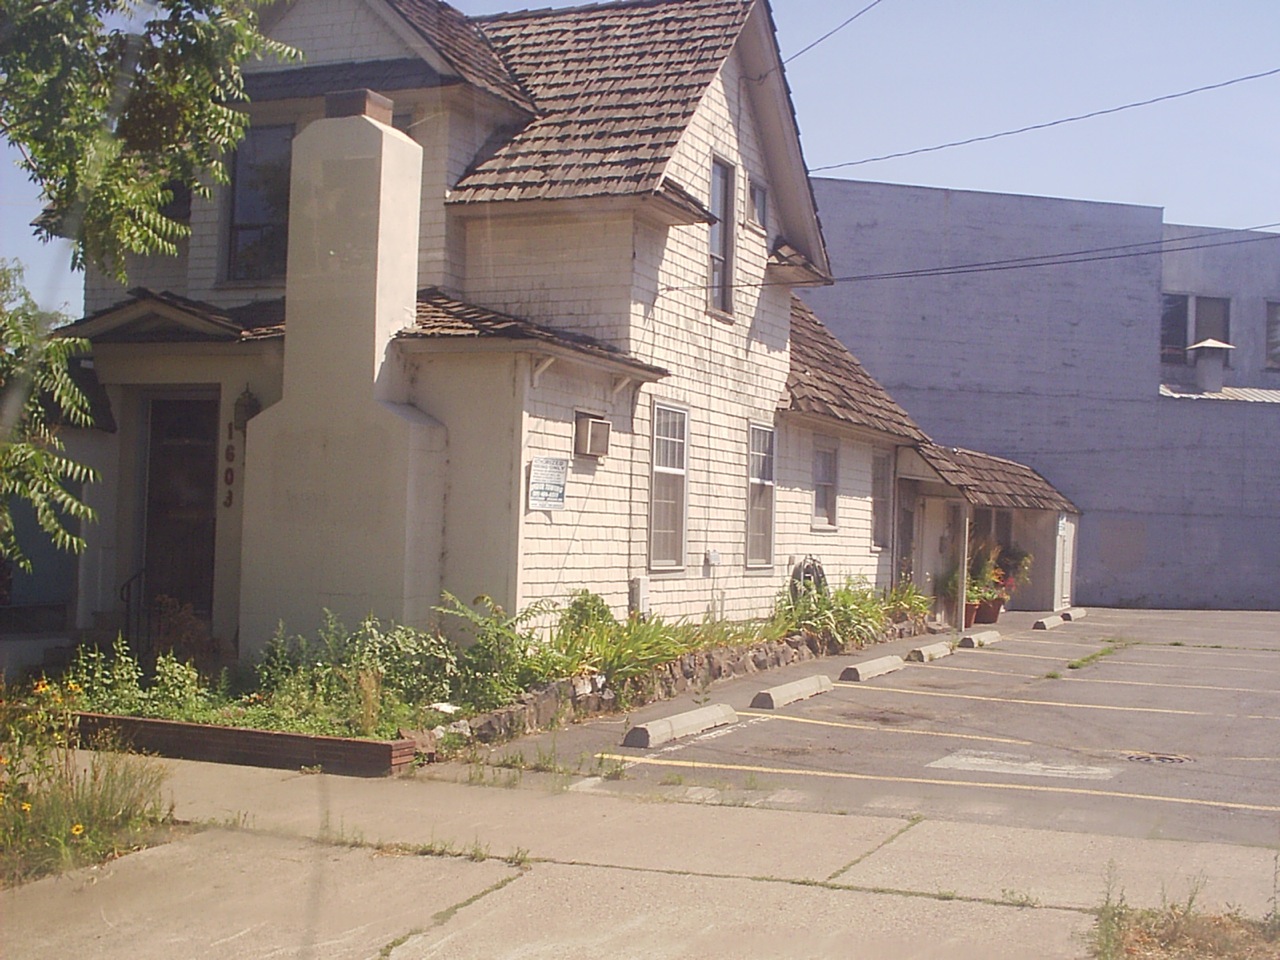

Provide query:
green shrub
left=63, top=637, right=144, bottom=716
left=441, top=593, right=555, bottom=711
left=883, top=580, right=933, bottom=627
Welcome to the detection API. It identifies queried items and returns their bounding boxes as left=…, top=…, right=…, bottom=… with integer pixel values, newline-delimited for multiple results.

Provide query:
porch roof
left=914, top=443, right=1078, bottom=513
left=401, top=287, right=669, bottom=377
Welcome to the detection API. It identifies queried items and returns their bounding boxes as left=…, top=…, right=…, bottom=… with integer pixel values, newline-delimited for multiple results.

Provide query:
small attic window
left=749, top=179, right=768, bottom=230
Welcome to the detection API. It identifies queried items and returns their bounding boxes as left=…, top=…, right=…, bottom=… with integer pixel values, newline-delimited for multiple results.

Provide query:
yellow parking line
left=832, top=682, right=1280, bottom=720
left=937, top=664, right=1273, bottom=695
left=596, top=753, right=1280, bottom=814
left=736, top=710, right=1033, bottom=747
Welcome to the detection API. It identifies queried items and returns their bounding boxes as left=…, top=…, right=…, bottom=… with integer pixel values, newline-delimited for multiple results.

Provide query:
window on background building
left=871, top=451, right=892, bottom=549
left=228, top=124, right=293, bottom=282
left=1267, top=302, right=1280, bottom=369
left=1161, top=294, right=1230, bottom=365
left=747, top=425, right=774, bottom=565
left=973, top=507, right=1013, bottom=547
left=650, top=405, right=687, bottom=569
left=813, top=440, right=837, bottom=527
left=709, top=158, right=734, bottom=314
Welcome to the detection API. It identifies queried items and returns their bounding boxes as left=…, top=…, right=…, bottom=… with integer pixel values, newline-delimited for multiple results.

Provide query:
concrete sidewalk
left=8, top=753, right=1276, bottom=960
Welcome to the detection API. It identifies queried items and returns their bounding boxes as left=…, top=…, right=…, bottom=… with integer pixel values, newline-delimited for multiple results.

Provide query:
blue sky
left=3, top=0, right=1278, bottom=315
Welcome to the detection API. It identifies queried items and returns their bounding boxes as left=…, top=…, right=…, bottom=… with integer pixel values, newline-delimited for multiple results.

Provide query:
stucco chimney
left=1188, top=338, right=1234, bottom=394
left=239, top=90, right=446, bottom=654
left=282, top=88, right=420, bottom=403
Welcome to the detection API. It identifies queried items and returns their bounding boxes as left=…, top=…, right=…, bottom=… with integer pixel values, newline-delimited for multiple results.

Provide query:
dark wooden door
left=144, top=398, right=219, bottom=617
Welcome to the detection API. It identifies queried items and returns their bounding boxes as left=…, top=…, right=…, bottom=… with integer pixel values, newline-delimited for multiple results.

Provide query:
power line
left=660, top=223, right=1280, bottom=294
left=810, top=65, right=1280, bottom=172
left=783, top=0, right=888, bottom=65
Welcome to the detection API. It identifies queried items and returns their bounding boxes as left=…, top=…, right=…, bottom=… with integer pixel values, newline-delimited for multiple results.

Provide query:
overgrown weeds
left=0, top=679, right=169, bottom=886
left=1089, top=863, right=1280, bottom=959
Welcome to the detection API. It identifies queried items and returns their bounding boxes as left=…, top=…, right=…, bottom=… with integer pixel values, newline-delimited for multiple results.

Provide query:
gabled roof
left=449, top=0, right=752, bottom=205
left=403, top=287, right=668, bottom=377
left=915, top=444, right=1077, bottom=513
left=785, top=297, right=927, bottom=443
left=63, top=289, right=285, bottom=343
left=382, top=0, right=535, bottom=110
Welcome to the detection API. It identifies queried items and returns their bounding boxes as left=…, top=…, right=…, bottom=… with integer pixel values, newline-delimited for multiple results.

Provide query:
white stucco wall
left=803, top=178, right=1280, bottom=609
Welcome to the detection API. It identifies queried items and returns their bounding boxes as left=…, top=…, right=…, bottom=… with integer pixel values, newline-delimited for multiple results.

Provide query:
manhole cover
left=1126, top=753, right=1192, bottom=764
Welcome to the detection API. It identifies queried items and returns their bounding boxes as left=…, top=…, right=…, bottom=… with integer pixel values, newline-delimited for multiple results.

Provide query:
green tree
left=0, top=0, right=295, bottom=280
left=0, top=260, right=96, bottom=572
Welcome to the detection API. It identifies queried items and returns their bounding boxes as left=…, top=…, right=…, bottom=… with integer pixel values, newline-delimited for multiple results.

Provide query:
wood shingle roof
left=785, top=297, right=928, bottom=443
left=915, top=443, right=1078, bottom=513
left=449, top=0, right=752, bottom=204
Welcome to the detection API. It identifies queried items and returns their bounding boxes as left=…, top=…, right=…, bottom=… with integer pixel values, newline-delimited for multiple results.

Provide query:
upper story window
left=748, top=179, right=768, bottom=230
left=1267, top=302, right=1280, bottom=370
left=1161, top=293, right=1230, bottom=365
left=228, top=124, right=293, bottom=282
left=709, top=158, right=734, bottom=315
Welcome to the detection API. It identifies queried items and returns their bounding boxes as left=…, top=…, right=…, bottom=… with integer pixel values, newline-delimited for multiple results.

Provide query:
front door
left=144, top=397, right=219, bottom=618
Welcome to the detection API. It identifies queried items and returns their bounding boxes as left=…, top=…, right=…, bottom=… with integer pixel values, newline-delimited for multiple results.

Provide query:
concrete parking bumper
left=622, top=704, right=737, bottom=748
left=749, top=675, right=834, bottom=709
left=839, top=655, right=905, bottom=682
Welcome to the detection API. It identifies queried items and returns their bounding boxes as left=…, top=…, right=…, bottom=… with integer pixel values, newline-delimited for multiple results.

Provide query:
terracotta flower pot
left=974, top=597, right=1003, bottom=624
left=963, top=601, right=979, bottom=628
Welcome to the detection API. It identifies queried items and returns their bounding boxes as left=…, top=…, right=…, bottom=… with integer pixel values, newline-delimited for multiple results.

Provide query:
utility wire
left=810, top=65, right=1280, bottom=172
left=660, top=224, right=1280, bottom=294
left=783, top=0, right=888, bottom=65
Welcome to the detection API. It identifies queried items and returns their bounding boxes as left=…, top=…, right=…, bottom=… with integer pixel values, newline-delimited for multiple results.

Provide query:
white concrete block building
left=802, top=178, right=1280, bottom=609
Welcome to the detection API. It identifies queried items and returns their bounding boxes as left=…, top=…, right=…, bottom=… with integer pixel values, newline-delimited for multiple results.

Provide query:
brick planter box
left=76, top=712, right=417, bottom=778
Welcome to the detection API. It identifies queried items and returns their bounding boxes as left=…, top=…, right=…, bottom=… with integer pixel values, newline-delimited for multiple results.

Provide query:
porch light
left=233, top=388, right=262, bottom=433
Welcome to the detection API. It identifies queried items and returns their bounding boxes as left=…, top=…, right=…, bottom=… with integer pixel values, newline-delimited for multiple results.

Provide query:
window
left=747, top=425, right=774, bottom=565
left=973, top=507, right=1013, bottom=548
left=1161, top=294, right=1230, bottom=364
left=709, top=158, right=734, bottom=314
left=749, top=179, right=768, bottom=229
left=871, top=451, right=892, bottom=549
left=228, top=124, right=293, bottom=282
left=813, top=440, right=837, bottom=527
left=650, top=405, right=687, bottom=569
left=1267, top=302, right=1280, bottom=369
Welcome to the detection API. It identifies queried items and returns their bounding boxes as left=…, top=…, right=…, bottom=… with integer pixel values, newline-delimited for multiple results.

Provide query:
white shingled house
left=16, top=0, right=1072, bottom=667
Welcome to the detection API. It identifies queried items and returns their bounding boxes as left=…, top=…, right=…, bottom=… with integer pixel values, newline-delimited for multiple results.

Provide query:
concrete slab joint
left=749, top=675, right=834, bottom=709
left=958, top=631, right=1001, bottom=649
left=906, top=642, right=953, bottom=663
left=839, top=655, right=905, bottom=682
left=622, top=704, right=737, bottom=748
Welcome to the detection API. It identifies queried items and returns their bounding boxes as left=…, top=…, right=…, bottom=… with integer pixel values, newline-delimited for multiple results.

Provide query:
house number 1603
left=223, top=422, right=237, bottom=507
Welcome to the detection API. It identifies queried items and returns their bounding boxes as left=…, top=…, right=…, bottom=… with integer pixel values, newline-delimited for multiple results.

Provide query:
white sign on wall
left=528, top=457, right=569, bottom=511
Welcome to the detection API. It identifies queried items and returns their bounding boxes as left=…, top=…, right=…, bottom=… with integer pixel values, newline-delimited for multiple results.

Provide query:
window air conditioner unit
left=575, top=416, right=611, bottom=458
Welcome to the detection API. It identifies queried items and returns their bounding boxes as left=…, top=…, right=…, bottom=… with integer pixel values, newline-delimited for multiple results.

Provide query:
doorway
left=143, top=396, right=219, bottom=618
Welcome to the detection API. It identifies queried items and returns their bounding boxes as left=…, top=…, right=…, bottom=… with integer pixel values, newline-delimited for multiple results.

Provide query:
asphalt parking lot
left=475, top=609, right=1280, bottom=848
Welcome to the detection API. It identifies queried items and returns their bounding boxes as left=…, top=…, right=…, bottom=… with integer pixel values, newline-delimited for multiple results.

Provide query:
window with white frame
left=747, top=424, right=774, bottom=565
left=871, top=451, right=892, bottom=549
left=1267, top=302, right=1280, bottom=369
left=1161, top=294, right=1230, bottom=365
left=813, top=439, right=837, bottom=527
left=709, top=158, right=734, bottom=314
left=650, top=405, right=687, bottom=569
left=228, top=124, right=294, bottom=282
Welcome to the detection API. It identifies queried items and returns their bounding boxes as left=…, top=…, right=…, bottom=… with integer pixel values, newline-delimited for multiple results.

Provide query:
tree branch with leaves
left=0, top=261, right=97, bottom=572
left=0, top=0, right=297, bottom=281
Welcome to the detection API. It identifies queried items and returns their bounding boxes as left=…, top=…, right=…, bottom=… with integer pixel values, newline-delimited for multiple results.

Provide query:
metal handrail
left=118, top=567, right=151, bottom=655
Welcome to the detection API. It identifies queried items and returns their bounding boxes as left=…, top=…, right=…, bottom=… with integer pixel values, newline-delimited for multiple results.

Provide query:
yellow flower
left=0, top=794, right=5, bottom=806
left=66, top=681, right=82, bottom=694
left=70, top=823, right=84, bottom=836
left=33, top=680, right=48, bottom=694
left=20, top=802, right=30, bottom=813
left=0, top=755, right=8, bottom=765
